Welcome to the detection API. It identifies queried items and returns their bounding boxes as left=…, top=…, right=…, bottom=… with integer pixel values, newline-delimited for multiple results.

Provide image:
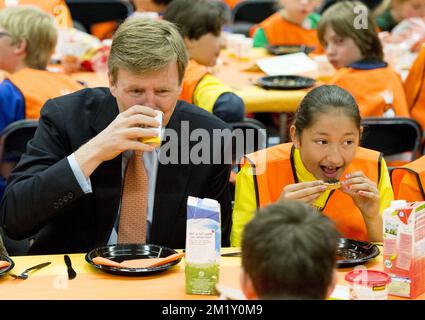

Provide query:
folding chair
left=65, top=0, right=134, bottom=31
left=228, top=117, right=268, bottom=205
left=229, top=117, right=268, bottom=163
left=360, top=117, right=422, bottom=167
left=0, top=120, right=38, bottom=256
left=230, top=0, right=278, bottom=36
left=0, top=120, right=38, bottom=162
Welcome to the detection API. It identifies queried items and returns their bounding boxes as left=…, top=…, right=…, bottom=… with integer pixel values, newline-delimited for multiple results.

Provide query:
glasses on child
left=0, top=31, right=11, bottom=38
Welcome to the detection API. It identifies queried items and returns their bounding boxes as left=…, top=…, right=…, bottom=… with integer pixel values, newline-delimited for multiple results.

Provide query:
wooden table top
left=1, top=247, right=423, bottom=300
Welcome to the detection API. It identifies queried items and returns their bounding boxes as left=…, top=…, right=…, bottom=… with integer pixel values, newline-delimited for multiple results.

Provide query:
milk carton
left=185, top=196, right=221, bottom=295
left=383, top=201, right=425, bottom=298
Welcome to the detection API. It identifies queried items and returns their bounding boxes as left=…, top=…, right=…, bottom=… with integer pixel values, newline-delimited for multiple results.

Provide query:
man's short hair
left=241, top=200, right=340, bottom=299
left=0, top=6, right=57, bottom=70
left=108, top=17, right=188, bottom=85
left=163, top=0, right=228, bottom=40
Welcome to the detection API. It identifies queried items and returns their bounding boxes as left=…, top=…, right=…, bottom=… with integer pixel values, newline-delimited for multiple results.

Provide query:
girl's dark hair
left=294, top=85, right=361, bottom=137
left=317, top=1, right=383, bottom=61
left=163, top=0, right=227, bottom=40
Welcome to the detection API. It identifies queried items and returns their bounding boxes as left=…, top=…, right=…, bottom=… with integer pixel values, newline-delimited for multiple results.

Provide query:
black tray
left=256, top=75, right=316, bottom=90
left=85, top=243, right=182, bottom=276
left=267, top=45, right=315, bottom=56
left=0, top=255, right=14, bottom=276
left=337, top=238, right=380, bottom=268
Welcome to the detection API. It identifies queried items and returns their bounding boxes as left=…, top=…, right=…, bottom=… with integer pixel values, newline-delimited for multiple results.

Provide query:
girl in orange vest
left=0, top=6, right=83, bottom=132
left=391, top=155, right=425, bottom=201
left=317, top=1, right=409, bottom=118
left=163, top=0, right=245, bottom=122
left=231, top=85, right=394, bottom=246
left=252, top=0, right=323, bottom=53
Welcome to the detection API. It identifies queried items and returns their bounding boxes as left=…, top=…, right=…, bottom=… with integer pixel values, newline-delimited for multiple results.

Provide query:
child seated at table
left=0, top=6, right=83, bottom=198
left=376, top=0, right=425, bottom=32
left=0, top=6, right=83, bottom=131
left=163, top=0, right=245, bottom=123
left=318, top=1, right=409, bottom=118
left=241, top=200, right=340, bottom=299
left=252, top=0, right=323, bottom=53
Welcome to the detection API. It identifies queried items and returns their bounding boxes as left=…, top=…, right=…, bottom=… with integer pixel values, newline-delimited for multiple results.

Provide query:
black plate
left=256, top=75, right=316, bottom=90
left=267, top=45, right=315, bottom=56
left=0, top=255, right=14, bottom=276
left=85, top=244, right=182, bottom=276
left=337, top=238, right=380, bottom=268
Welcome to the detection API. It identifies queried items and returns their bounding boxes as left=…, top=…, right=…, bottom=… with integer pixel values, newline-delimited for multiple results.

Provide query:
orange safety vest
left=90, top=21, right=118, bottom=40
left=404, top=45, right=425, bottom=130
left=259, top=12, right=323, bottom=54
left=8, top=68, right=83, bottom=119
left=0, top=0, right=73, bottom=28
left=179, top=59, right=209, bottom=104
left=223, top=0, right=241, bottom=9
left=328, top=66, right=409, bottom=118
left=391, top=156, right=425, bottom=202
left=244, top=143, right=382, bottom=241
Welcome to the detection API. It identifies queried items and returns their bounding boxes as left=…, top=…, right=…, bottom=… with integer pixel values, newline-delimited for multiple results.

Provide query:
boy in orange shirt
left=0, top=6, right=83, bottom=132
left=253, top=0, right=323, bottom=53
left=318, top=1, right=409, bottom=118
left=164, top=0, right=245, bottom=122
left=0, top=6, right=83, bottom=197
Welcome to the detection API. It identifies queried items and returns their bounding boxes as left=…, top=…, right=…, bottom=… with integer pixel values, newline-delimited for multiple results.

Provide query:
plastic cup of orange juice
left=141, top=110, right=162, bottom=147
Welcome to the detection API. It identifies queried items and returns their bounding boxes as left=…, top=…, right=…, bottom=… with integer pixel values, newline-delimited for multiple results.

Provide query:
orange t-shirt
left=328, top=64, right=409, bottom=118
left=259, top=12, right=323, bottom=53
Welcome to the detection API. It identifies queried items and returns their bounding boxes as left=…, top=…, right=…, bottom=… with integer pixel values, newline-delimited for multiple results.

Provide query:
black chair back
left=0, top=120, right=38, bottom=256
left=361, top=117, right=422, bottom=162
left=65, top=0, right=134, bottom=30
left=230, top=0, right=278, bottom=36
left=229, top=117, right=268, bottom=164
left=0, top=120, right=38, bottom=161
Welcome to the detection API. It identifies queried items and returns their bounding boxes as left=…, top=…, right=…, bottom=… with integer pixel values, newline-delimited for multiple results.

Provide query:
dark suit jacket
left=0, top=88, right=232, bottom=254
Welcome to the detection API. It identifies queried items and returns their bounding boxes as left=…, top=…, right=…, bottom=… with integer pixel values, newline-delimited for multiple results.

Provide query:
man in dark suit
left=0, top=18, right=232, bottom=254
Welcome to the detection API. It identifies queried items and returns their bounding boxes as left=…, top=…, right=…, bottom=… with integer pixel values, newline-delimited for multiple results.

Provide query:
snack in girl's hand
left=324, top=179, right=342, bottom=191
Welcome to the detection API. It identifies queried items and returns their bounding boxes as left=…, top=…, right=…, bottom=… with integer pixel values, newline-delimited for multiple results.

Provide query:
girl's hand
left=341, top=171, right=380, bottom=219
left=280, top=181, right=326, bottom=204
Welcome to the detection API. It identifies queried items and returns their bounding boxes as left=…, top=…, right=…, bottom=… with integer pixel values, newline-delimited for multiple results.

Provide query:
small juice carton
left=383, top=201, right=425, bottom=298
left=185, top=196, right=221, bottom=295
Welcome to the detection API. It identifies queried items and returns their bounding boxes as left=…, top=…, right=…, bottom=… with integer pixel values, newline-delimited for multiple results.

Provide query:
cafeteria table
left=1, top=248, right=422, bottom=300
